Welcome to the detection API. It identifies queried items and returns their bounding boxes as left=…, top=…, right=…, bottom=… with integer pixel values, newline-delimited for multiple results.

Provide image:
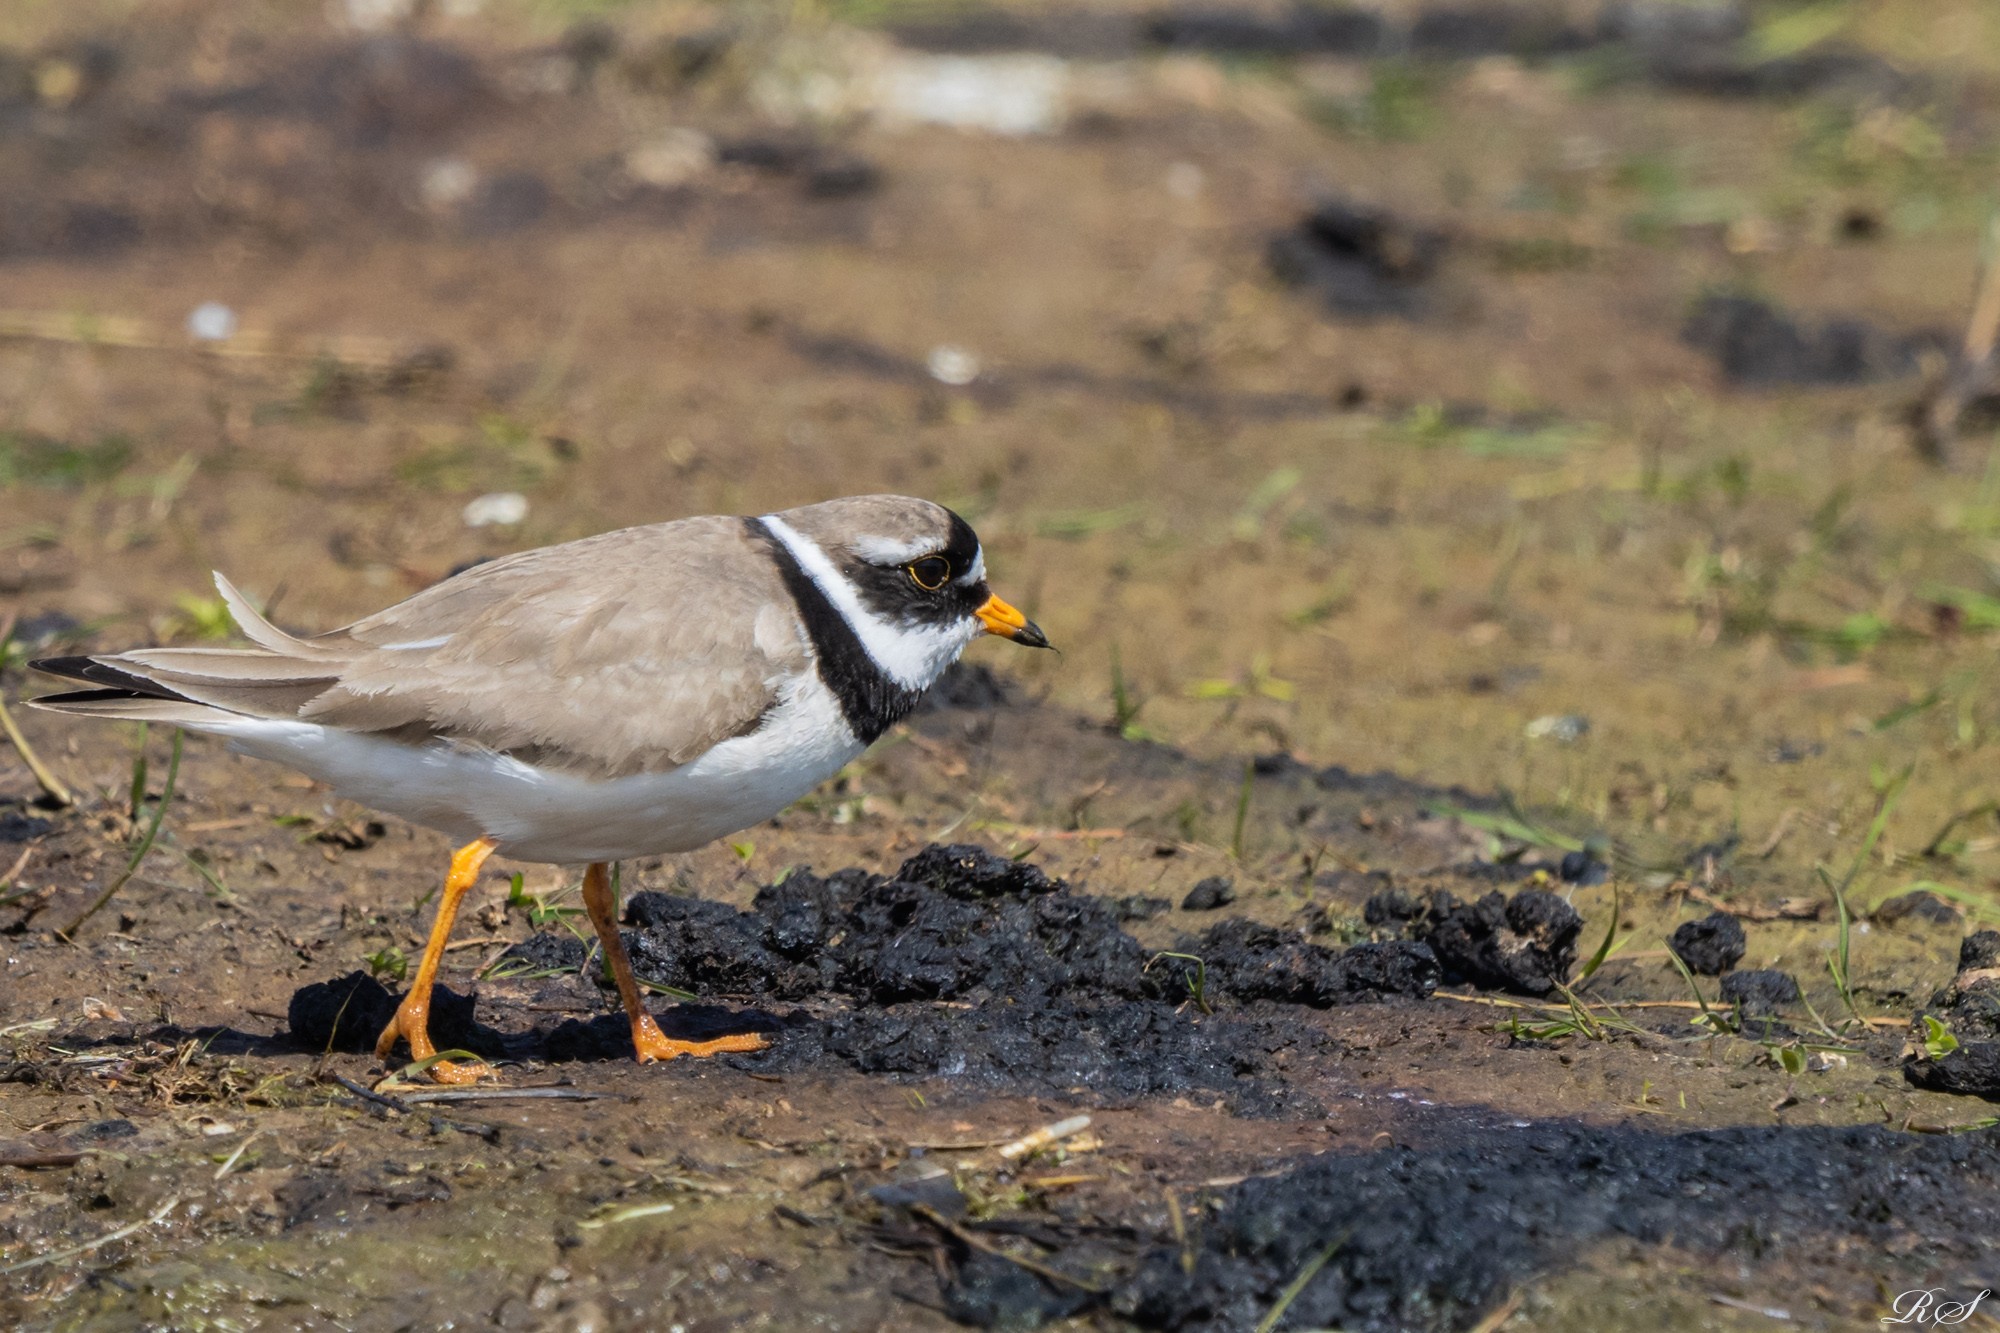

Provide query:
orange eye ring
left=907, top=557, right=950, bottom=591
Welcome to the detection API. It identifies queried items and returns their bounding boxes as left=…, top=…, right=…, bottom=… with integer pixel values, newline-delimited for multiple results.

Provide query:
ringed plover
left=33, top=495, right=1049, bottom=1082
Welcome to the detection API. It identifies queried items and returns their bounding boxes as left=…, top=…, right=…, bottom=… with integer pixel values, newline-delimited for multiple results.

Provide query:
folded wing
left=33, top=516, right=806, bottom=778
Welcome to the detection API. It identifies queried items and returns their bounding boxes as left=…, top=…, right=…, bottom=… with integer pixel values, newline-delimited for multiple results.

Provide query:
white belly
left=206, top=675, right=866, bottom=864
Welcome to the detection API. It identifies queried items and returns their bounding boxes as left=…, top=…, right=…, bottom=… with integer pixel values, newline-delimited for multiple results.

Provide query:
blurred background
left=12, top=5, right=2000, bottom=1325
left=4, top=0, right=2000, bottom=880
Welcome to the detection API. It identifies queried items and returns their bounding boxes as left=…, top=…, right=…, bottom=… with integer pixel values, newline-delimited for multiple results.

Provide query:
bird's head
left=759, top=495, right=1050, bottom=692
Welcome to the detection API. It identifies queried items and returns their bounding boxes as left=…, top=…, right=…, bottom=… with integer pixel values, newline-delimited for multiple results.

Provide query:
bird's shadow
left=283, top=970, right=794, bottom=1066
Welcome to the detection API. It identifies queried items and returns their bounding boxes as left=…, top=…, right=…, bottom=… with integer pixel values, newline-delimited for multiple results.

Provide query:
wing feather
left=302, top=516, right=801, bottom=775
left=35, top=515, right=804, bottom=777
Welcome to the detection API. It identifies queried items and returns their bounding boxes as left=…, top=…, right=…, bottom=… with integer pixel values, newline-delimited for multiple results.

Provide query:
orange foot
left=631, top=1011, right=769, bottom=1064
left=374, top=994, right=494, bottom=1085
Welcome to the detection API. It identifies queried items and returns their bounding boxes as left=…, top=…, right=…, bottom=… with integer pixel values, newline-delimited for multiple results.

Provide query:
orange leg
left=580, top=861, right=767, bottom=1063
left=375, top=836, right=498, bottom=1085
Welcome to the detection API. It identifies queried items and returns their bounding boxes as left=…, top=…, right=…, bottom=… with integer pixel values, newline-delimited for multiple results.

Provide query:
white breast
left=207, top=671, right=866, bottom=864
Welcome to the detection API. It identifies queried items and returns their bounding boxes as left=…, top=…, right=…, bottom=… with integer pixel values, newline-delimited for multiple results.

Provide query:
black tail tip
left=28, top=655, right=96, bottom=680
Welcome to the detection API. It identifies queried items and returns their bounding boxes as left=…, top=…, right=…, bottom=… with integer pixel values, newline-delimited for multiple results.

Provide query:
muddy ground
left=7, top=0, right=2000, bottom=1328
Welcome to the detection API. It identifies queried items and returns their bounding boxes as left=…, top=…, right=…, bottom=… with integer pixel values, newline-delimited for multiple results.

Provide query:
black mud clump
left=1180, top=876, right=1235, bottom=911
left=1268, top=198, right=1448, bottom=319
left=1720, top=968, right=1800, bottom=1017
left=474, top=845, right=1428, bottom=1111
left=1681, top=294, right=1943, bottom=386
left=1113, top=895, right=1172, bottom=922
left=896, top=843, right=1061, bottom=899
left=1667, top=911, right=1746, bottom=976
left=1905, top=931, right=2000, bottom=1099
left=495, top=930, right=589, bottom=973
left=1409, top=889, right=1580, bottom=996
left=1361, top=887, right=1428, bottom=931
left=944, top=1251, right=1092, bottom=1330
left=1875, top=889, right=1961, bottom=927
left=287, top=971, right=486, bottom=1056
left=1141, top=7, right=1384, bottom=57
left=1173, top=919, right=1437, bottom=1008
left=0, top=811, right=52, bottom=842
left=1557, top=849, right=1608, bottom=885
left=1601, top=2, right=1912, bottom=100
left=624, top=891, right=836, bottom=998
left=713, top=135, right=883, bottom=200
left=1116, top=1119, right=2000, bottom=1332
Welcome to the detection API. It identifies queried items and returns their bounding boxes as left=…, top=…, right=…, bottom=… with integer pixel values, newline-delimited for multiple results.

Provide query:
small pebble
left=419, top=157, right=479, bottom=212
left=926, top=345, right=980, bottom=386
left=186, top=302, right=237, bottom=342
left=463, top=491, right=529, bottom=528
left=624, top=128, right=715, bottom=189
left=1524, top=713, right=1590, bottom=743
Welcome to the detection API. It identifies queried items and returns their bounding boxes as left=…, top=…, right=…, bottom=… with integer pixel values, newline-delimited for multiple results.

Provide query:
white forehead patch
left=955, top=547, right=986, bottom=586
left=850, top=533, right=935, bottom=565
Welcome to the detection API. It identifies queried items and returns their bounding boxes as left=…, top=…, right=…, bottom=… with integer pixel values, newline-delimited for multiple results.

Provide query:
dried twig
left=1165, top=1187, right=1194, bottom=1275
left=0, top=1194, right=179, bottom=1275
left=389, top=1087, right=613, bottom=1105
left=997, top=1115, right=1092, bottom=1161
left=0, top=695, right=72, bottom=808
left=1708, top=1293, right=1792, bottom=1321
left=0, top=612, right=74, bottom=807
left=911, top=1204, right=1103, bottom=1294
left=1469, top=1288, right=1525, bottom=1333
left=0, top=844, right=39, bottom=910
left=329, top=1072, right=414, bottom=1114
left=1685, top=886, right=1821, bottom=921
left=0, top=306, right=409, bottom=368
left=1753, top=808, right=1801, bottom=859
left=1960, top=216, right=2000, bottom=366
left=1255, top=1228, right=1351, bottom=1333
left=212, top=1132, right=261, bottom=1181
left=1433, top=988, right=1905, bottom=1029
left=912, top=1113, right=1096, bottom=1158
left=326, top=1072, right=501, bottom=1139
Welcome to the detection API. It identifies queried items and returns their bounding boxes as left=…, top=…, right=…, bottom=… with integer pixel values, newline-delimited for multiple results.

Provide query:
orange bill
left=976, top=594, right=1051, bottom=649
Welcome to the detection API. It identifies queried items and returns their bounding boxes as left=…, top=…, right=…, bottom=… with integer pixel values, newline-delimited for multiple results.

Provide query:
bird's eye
left=907, top=557, right=950, bottom=591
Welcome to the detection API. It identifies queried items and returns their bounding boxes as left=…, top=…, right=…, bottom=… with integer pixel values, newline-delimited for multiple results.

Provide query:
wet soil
left=7, top=0, right=2000, bottom=1328
left=1122, top=1119, right=2000, bottom=1331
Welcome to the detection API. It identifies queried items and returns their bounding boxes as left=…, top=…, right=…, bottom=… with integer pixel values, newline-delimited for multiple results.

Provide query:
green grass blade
left=1577, top=888, right=1620, bottom=983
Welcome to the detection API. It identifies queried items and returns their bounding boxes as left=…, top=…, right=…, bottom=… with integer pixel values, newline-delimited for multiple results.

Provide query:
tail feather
left=32, top=653, right=332, bottom=720
left=119, top=646, right=342, bottom=683
left=31, top=606, right=348, bottom=722
left=214, top=572, right=342, bottom=658
left=30, top=690, right=234, bottom=728
left=30, top=655, right=190, bottom=699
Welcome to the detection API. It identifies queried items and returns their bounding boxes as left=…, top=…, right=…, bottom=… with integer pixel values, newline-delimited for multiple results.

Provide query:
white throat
left=760, top=514, right=980, bottom=690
